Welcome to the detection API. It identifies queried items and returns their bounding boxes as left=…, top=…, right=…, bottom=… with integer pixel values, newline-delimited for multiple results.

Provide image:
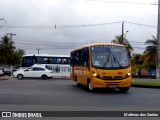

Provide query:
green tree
left=111, top=35, right=134, bottom=53
left=144, top=35, right=157, bottom=61
left=0, top=35, right=25, bottom=66
left=131, top=53, right=143, bottom=75
left=13, top=49, right=25, bottom=65
left=0, top=35, right=15, bottom=65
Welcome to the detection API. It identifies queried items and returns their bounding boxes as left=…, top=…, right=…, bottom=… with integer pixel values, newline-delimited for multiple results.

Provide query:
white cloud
left=0, top=0, right=158, bottom=54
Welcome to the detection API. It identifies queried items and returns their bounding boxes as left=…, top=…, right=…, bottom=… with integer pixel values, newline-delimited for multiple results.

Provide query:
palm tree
left=111, top=35, right=134, bottom=52
left=144, top=35, right=157, bottom=61
left=0, top=35, right=25, bottom=67
left=13, top=49, right=25, bottom=65
left=0, top=35, right=15, bottom=65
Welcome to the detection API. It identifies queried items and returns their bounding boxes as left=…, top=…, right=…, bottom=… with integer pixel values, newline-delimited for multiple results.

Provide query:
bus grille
left=102, top=76, right=123, bottom=80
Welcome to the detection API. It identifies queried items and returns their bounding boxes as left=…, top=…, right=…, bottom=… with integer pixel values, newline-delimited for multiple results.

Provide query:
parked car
left=3, top=69, right=11, bottom=76
left=13, top=66, right=53, bottom=80
left=11, top=69, right=18, bottom=75
left=0, top=69, right=4, bottom=77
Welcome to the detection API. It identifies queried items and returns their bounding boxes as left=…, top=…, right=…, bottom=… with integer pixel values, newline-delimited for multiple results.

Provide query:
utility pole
left=0, top=18, right=5, bottom=21
left=0, top=18, right=6, bottom=24
left=6, top=33, right=16, bottom=41
left=36, top=49, right=41, bottom=54
left=122, top=21, right=124, bottom=44
left=156, top=0, right=160, bottom=79
left=5, top=33, right=16, bottom=68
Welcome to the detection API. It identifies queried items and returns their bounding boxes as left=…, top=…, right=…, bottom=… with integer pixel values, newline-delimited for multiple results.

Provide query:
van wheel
left=17, top=74, right=23, bottom=80
left=119, top=87, right=130, bottom=93
left=41, top=75, right=48, bottom=80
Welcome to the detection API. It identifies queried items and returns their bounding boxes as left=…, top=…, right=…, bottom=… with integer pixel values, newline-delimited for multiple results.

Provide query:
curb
left=131, top=84, right=160, bottom=89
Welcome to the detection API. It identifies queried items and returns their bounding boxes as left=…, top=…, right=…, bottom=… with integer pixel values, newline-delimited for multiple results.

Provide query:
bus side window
left=83, top=47, right=89, bottom=67
left=49, top=57, right=57, bottom=64
left=62, top=58, right=67, bottom=64
left=43, top=57, right=51, bottom=64
left=37, top=57, right=43, bottom=64
left=22, top=57, right=34, bottom=67
left=57, top=58, right=61, bottom=64
left=71, top=52, right=74, bottom=65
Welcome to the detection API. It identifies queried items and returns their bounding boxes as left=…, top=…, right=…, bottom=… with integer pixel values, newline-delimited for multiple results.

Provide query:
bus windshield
left=91, top=45, right=130, bottom=69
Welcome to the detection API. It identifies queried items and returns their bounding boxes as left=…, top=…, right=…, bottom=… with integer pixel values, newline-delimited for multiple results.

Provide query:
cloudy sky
left=0, top=0, right=158, bottom=55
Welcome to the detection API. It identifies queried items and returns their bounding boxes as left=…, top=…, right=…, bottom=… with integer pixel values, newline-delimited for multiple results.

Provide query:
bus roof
left=23, top=54, right=70, bottom=57
left=72, top=43, right=125, bottom=52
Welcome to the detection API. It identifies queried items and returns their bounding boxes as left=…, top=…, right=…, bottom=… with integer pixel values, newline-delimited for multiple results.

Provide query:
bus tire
left=87, top=80, right=93, bottom=91
left=119, top=87, right=130, bottom=93
left=41, top=75, right=48, bottom=80
left=17, top=74, right=24, bottom=80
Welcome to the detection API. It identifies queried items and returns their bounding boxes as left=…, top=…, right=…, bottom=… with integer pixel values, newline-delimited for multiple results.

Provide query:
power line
left=125, top=21, right=157, bottom=28
left=0, top=21, right=156, bottom=30
left=86, top=0, right=158, bottom=5
left=1, top=21, right=122, bottom=29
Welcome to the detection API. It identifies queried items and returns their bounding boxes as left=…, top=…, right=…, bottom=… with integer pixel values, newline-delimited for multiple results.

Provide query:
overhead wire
left=1, top=20, right=156, bottom=51
left=86, top=0, right=158, bottom=5
left=1, top=21, right=123, bottom=29
left=0, top=21, right=157, bottom=30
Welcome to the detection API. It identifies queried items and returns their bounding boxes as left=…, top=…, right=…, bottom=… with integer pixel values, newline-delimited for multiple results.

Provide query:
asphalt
left=1, top=76, right=160, bottom=88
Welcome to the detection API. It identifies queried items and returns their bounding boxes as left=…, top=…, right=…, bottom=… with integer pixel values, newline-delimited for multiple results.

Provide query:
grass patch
left=132, top=82, right=160, bottom=86
left=0, top=76, right=7, bottom=80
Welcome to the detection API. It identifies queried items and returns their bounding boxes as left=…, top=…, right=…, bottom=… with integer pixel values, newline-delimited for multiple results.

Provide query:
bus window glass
left=22, top=57, right=34, bottom=67
left=91, top=46, right=129, bottom=69
left=67, top=58, right=71, bottom=64
left=62, top=58, right=67, bottom=64
left=91, top=46, right=112, bottom=68
left=111, top=47, right=129, bottom=67
left=43, top=57, right=49, bottom=64
left=49, top=57, right=57, bottom=64
left=57, top=58, right=61, bottom=64
left=36, top=57, right=44, bottom=64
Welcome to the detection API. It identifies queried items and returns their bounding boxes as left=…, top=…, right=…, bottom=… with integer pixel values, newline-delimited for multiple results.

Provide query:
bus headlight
left=92, top=72, right=101, bottom=79
left=93, top=73, right=98, bottom=77
left=124, top=72, right=131, bottom=78
left=127, top=72, right=131, bottom=76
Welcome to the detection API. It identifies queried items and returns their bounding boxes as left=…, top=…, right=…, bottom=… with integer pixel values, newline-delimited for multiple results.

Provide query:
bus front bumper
left=91, top=77, right=132, bottom=89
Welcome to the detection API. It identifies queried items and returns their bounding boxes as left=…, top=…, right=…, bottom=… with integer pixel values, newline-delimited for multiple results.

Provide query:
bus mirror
left=24, top=69, right=28, bottom=72
left=128, top=51, right=131, bottom=59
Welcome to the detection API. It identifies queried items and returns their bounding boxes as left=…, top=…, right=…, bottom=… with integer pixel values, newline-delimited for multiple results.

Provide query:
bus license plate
left=107, top=85, right=117, bottom=88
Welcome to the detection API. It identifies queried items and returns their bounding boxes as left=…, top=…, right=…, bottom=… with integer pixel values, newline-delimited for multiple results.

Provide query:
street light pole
left=124, top=31, right=129, bottom=40
left=36, top=49, right=41, bottom=54
left=122, top=21, right=124, bottom=44
left=156, top=0, right=160, bottom=79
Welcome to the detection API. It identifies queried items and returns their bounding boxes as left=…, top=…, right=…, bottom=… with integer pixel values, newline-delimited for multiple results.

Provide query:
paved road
left=0, top=77, right=160, bottom=120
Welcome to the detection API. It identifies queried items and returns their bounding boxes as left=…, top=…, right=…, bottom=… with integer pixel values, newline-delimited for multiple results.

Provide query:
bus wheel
left=88, top=81, right=93, bottom=91
left=41, top=75, right=48, bottom=80
left=17, top=74, right=23, bottom=80
left=119, top=87, right=130, bottom=93
left=75, top=78, right=80, bottom=86
left=76, top=80, right=79, bottom=86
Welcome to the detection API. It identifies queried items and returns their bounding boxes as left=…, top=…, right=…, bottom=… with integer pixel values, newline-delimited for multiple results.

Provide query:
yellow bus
left=70, top=43, right=132, bottom=92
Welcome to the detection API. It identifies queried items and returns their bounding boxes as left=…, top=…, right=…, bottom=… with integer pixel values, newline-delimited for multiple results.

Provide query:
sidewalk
left=132, top=78, right=160, bottom=82
left=131, top=78, right=160, bottom=88
left=0, top=76, right=8, bottom=80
